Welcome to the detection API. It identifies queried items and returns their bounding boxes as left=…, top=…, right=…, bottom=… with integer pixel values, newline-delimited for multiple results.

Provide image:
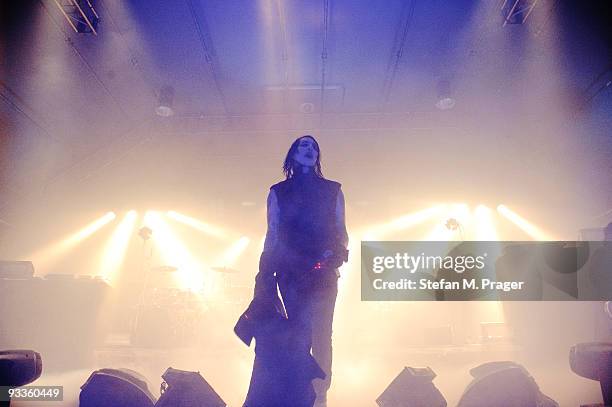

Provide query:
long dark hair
left=282, top=135, right=324, bottom=179
left=283, top=134, right=324, bottom=179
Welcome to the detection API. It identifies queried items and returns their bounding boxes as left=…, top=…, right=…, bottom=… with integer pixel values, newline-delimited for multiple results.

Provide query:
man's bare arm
left=336, top=189, right=349, bottom=248
left=255, top=190, right=280, bottom=299
left=263, top=189, right=280, bottom=252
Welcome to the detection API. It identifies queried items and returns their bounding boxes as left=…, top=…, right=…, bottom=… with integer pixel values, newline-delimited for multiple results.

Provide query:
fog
left=1, top=0, right=610, bottom=405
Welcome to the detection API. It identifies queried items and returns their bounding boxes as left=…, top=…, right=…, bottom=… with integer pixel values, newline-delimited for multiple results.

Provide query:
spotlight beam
left=497, top=204, right=553, bottom=240
left=99, top=211, right=138, bottom=283
left=473, top=205, right=499, bottom=241
left=217, top=236, right=250, bottom=267
left=30, top=212, right=116, bottom=269
left=363, top=205, right=446, bottom=240
left=166, top=211, right=228, bottom=239
left=144, top=211, right=212, bottom=293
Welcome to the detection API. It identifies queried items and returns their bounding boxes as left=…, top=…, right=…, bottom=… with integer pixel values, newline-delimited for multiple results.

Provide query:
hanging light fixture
left=155, top=85, right=175, bottom=117
left=435, top=80, right=456, bottom=110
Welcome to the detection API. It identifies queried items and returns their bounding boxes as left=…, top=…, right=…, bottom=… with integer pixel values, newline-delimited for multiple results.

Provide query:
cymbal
left=211, top=266, right=240, bottom=274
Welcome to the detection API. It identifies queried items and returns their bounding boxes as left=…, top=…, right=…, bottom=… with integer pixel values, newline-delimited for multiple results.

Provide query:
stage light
left=445, top=218, right=460, bottom=231
left=497, top=204, right=553, bottom=240
left=376, top=366, right=447, bottom=406
left=144, top=211, right=210, bottom=293
left=155, top=85, right=175, bottom=117
left=435, top=79, right=456, bottom=110
left=166, top=210, right=227, bottom=239
left=364, top=205, right=445, bottom=240
left=138, top=226, right=152, bottom=241
left=30, top=212, right=116, bottom=268
left=424, top=204, right=470, bottom=241
left=217, top=236, right=250, bottom=267
left=98, top=211, right=138, bottom=283
left=473, top=205, right=498, bottom=240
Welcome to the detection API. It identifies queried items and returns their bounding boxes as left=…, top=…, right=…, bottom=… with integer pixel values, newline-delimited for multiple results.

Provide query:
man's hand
left=319, top=246, right=349, bottom=269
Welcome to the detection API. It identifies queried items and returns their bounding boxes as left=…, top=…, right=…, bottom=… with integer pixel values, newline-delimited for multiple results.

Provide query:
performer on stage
left=244, top=135, right=348, bottom=407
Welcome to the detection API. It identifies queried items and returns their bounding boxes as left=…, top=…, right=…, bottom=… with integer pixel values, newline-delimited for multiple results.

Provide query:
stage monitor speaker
left=569, top=342, right=612, bottom=406
left=155, top=367, right=226, bottom=407
left=376, top=366, right=447, bottom=407
left=0, top=350, right=42, bottom=387
left=457, top=361, right=558, bottom=407
left=79, top=368, right=157, bottom=407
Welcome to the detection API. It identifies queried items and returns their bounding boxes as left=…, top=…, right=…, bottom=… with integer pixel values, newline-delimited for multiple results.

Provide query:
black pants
left=278, top=269, right=339, bottom=403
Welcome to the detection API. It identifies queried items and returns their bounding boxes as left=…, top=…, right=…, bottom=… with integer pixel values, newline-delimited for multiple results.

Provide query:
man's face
left=293, top=137, right=318, bottom=167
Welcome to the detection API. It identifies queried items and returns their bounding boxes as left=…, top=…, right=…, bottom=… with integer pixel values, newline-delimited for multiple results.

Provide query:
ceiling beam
left=380, top=0, right=416, bottom=111
left=0, top=80, right=60, bottom=143
left=186, top=0, right=229, bottom=115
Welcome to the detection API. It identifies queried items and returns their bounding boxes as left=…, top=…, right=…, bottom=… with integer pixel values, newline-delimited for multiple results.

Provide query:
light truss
left=501, top=0, right=540, bottom=26
left=52, top=0, right=100, bottom=35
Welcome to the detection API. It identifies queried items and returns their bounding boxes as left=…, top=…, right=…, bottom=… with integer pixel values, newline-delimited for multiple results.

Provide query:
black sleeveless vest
left=271, top=172, right=340, bottom=263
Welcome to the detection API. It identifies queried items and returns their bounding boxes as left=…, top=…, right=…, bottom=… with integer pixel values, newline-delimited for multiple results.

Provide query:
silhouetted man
left=245, top=135, right=348, bottom=407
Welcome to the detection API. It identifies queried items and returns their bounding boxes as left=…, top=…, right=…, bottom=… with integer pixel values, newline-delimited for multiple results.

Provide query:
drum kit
left=130, top=263, right=251, bottom=347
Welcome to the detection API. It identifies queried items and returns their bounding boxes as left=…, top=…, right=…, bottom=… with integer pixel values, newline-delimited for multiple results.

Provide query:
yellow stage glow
left=98, top=210, right=138, bottom=283
left=483, top=301, right=505, bottom=324
left=67, top=211, right=116, bottom=243
left=144, top=211, right=212, bottom=293
left=473, top=205, right=499, bottom=240
left=363, top=205, right=446, bottom=240
left=336, top=235, right=360, bottom=303
left=337, top=360, right=370, bottom=387
left=30, top=211, right=116, bottom=269
left=166, top=210, right=227, bottom=239
left=497, top=204, right=553, bottom=240
left=217, top=236, right=251, bottom=267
